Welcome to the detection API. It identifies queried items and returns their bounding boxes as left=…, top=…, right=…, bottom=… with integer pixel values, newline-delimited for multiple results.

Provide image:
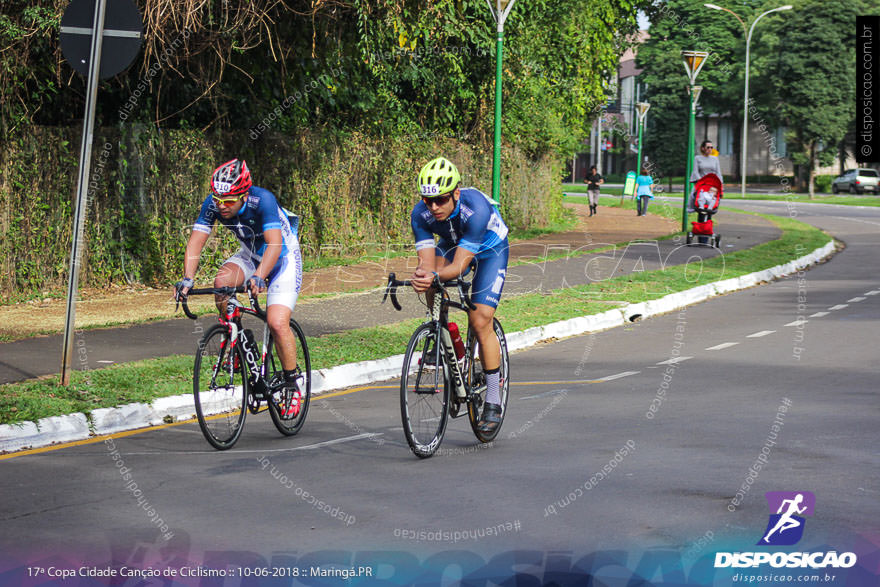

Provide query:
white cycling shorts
left=224, top=248, right=303, bottom=311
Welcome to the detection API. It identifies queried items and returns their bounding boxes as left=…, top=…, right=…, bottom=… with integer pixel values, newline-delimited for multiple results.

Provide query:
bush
left=0, top=126, right=562, bottom=302
left=814, top=175, right=834, bottom=193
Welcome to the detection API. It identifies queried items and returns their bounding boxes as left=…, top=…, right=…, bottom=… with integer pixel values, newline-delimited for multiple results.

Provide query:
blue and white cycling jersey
left=411, top=187, right=509, bottom=259
left=193, top=186, right=299, bottom=265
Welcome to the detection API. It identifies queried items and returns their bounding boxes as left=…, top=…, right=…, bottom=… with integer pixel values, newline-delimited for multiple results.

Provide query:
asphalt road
left=0, top=200, right=877, bottom=585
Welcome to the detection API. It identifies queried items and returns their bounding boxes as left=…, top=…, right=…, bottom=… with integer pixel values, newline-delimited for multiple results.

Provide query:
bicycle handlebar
left=382, top=272, right=476, bottom=312
left=177, top=285, right=263, bottom=320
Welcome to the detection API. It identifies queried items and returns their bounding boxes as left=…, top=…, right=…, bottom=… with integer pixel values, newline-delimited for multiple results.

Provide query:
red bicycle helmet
left=211, top=159, right=252, bottom=196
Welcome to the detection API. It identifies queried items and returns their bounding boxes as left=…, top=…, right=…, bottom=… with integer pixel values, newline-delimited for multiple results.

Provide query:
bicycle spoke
left=193, top=325, right=248, bottom=450
left=400, top=325, right=449, bottom=458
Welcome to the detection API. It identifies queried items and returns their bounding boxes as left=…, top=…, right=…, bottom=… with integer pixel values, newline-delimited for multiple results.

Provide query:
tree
left=638, top=0, right=765, bottom=180
left=751, top=0, right=867, bottom=196
left=1, top=0, right=643, bottom=158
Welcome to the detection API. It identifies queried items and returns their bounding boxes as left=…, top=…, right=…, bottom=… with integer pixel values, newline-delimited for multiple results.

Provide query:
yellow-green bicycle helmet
left=418, top=157, right=461, bottom=197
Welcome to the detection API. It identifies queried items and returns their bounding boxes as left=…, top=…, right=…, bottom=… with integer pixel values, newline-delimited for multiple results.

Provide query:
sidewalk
left=0, top=203, right=779, bottom=384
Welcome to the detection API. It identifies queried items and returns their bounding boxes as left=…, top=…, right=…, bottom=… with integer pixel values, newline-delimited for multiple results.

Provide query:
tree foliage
left=1, top=0, right=643, bottom=157
left=750, top=0, right=868, bottom=193
left=638, top=0, right=766, bottom=178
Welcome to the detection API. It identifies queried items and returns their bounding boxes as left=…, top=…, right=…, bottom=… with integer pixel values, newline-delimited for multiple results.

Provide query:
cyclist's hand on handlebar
left=248, top=275, right=267, bottom=298
left=410, top=268, right=435, bottom=293
left=174, top=277, right=194, bottom=301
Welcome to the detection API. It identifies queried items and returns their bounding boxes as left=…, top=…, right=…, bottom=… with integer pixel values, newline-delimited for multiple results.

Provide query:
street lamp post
left=704, top=4, right=793, bottom=198
left=681, top=50, right=709, bottom=232
left=635, top=102, right=650, bottom=176
left=485, top=0, right=517, bottom=205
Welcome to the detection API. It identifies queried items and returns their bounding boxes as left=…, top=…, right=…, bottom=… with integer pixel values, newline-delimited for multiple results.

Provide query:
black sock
left=283, top=369, right=299, bottom=382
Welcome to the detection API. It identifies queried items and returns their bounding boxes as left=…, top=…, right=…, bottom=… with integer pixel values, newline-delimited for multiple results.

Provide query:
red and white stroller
left=686, top=172, right=723, bottom=247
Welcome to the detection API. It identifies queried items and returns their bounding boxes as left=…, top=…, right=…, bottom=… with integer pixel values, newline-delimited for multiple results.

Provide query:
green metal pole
left=636, top=119, right=644, bottom=177
left=683, top=86, right=695, bottom=232
left=492, top=29, right=503, bottom=204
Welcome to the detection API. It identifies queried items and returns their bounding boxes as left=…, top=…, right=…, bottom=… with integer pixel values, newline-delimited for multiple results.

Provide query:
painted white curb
left=0, top=239, right=835, bottom=454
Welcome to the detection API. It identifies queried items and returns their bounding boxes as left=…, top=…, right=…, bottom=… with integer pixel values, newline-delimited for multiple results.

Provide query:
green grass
left=508, top=205, right=579, bottom=240
left=562, top=185, right=625, bottom=197
left=723, top=194, right=880, bottom=206
left=564, top=184, right=880, bottom=206
left=0, top=210, right=832, bottom=426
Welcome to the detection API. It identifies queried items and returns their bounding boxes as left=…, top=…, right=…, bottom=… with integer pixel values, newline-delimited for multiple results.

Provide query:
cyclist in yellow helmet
left=410, top=157, right=509, bottom=432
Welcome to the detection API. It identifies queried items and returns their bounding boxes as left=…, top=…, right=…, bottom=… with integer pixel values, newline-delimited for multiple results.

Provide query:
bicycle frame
left=430, top=293, right=469, bottom=400
left=183, top=286, right=273, bottom=395
left=385, top=273, right=475, bottom=401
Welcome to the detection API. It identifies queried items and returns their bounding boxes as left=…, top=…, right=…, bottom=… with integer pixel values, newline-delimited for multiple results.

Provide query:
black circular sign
left=60, top=0, right=143, bottom=79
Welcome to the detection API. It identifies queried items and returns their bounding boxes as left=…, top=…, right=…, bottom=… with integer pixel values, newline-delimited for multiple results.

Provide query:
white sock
left=485, top=367, right=501, bottom=405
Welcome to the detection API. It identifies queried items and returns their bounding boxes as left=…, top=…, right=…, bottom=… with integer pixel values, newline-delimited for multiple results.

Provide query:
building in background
left=568, top=30, right=867, bottom=184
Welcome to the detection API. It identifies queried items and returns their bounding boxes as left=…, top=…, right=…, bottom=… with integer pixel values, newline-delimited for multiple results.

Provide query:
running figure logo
left=758, top=491, right=815, bottom=546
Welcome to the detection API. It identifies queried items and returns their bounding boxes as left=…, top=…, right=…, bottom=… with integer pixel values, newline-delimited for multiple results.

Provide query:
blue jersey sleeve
left=193, top=194, right=217, bottom=234
left=411, top=204, right=436, bottom=251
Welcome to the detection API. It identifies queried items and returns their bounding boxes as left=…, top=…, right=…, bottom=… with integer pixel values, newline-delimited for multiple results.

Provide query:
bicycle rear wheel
left=400, top=323, right=449, bottom=458
left=265, top=319, right=312, bottom=436
left=466, top=318, right=510, bottom=442
left=193, top=324, right=249, bottom=450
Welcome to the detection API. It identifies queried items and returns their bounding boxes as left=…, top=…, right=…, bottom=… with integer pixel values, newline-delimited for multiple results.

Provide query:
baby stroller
left=686, top=172, right=722, bottom=247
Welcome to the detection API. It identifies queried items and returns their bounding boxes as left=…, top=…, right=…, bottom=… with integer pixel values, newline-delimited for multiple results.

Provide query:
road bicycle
left=383, top=273, right=510, bottom=458
left=178, top=285, right=310, bottom=450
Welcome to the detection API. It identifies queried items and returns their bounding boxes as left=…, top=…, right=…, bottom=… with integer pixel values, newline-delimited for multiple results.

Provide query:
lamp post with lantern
left=704, top=4, right=793, bottom=198
left=681, top=50, right=709, bottom=231
left=484, top=0, right=517, bottom=205
left=635, top=102, right=651, bottom=177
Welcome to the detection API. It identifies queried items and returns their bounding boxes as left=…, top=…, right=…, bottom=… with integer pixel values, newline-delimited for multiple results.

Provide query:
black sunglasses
left=421, top=193, right=454, bottom=206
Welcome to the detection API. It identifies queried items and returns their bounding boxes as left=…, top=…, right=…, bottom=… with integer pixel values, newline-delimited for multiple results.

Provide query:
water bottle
left=448, top=322, right=466, bottom=361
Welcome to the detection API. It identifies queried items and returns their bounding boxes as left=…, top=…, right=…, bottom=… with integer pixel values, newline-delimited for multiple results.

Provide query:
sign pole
left=61, top=0, right=108, bottom=385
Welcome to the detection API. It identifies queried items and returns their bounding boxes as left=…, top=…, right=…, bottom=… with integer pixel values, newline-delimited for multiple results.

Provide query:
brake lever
left=382, top=273, right=394, bottom=305
left=458, top=281, right=477, bottom=311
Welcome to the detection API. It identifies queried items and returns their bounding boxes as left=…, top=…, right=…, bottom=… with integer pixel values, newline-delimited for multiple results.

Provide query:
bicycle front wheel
left=265, top=319, right=312, bottom=436
left=193, top=324, right=249, bottom=450
left=467, top=318, right=510, bottom=443
left=400, top=323, right=450, bottom=458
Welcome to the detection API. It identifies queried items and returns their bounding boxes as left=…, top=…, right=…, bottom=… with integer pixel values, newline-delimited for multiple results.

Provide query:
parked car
left=831, top=168, right=879, bottom=194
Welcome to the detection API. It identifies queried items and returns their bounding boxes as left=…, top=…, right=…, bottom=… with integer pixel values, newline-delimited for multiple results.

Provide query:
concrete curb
left=0, top=239, right=835, bottom=454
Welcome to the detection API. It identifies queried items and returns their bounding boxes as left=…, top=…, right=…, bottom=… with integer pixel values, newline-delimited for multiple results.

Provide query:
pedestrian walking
left=585, top=165, right=603, bottom=216
left=636, top=173, right=654, bottom=216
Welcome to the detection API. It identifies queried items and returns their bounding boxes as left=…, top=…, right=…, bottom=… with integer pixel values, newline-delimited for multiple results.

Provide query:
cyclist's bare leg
left=214, top=262, right=246, bottom=312
left=267, top=304, right=298, bottom=371
left=468, top=303, right=500, bottom=370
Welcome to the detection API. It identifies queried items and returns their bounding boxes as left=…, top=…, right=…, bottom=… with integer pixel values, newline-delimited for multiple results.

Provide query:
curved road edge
left=0, top=239, right=836, bottom=454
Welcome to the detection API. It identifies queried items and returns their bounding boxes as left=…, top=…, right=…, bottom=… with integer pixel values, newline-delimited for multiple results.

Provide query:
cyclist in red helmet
left=174, top=159, right=305, bottom=414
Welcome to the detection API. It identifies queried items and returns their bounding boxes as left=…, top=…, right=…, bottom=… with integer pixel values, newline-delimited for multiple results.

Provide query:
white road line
left=521, top=389, right=569, bottom=401
left=746, top=330, right=776, bottom=338
left=828, top=304, right=849, bottom=311
left=810, top=311, right=830, bottom=318
left=705, top=342, right=739, bottom=351
left=597, top=371, right=640, bottom=382
left=847, top=297, right=866, bottom=303
left=273, top=433, right=386, bottom=451
left=866, top=290, right=880, bottom=296
left=655, top=357, right=693, bottom=365
left=783, top=320, right=808, bottom=327
left=96, top=360, right=115, bottom=364
left=121, top=432, right=386, bottom=455
left=831, top=216, right=880, bottom=227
